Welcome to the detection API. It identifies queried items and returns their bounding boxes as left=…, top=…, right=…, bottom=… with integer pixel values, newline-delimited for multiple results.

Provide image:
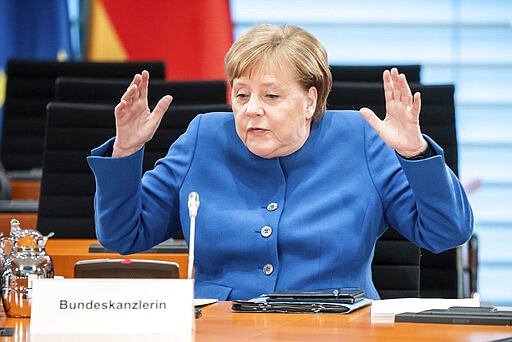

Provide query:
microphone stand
left=187, top=192, right=199, bottom=280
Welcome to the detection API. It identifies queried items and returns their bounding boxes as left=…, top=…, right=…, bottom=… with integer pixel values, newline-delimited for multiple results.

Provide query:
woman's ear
left=306, top=86, right=318, bottom=119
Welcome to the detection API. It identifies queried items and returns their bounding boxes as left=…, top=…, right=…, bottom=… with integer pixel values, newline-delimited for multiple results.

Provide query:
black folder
left=232, top=289, right=371, bottom=314
left=232, top=297, right=371, bottom=314
left=395, top=306, right=512, bottom=326
left=266, top=288, right=365, bottom=304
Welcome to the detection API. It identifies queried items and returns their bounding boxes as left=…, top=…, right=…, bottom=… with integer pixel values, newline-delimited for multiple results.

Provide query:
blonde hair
left=224, top=24, right=332, bottom=121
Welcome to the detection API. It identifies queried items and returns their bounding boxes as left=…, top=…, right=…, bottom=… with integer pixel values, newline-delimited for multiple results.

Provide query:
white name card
left=30, top=278, right=194, bottom=340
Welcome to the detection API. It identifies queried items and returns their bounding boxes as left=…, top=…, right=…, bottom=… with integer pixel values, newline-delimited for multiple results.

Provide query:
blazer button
left=266, top=202, right=278, bottom=211
left=263, top=264, right=274, bottom=275
left=260, top=226, right=272, bottom=238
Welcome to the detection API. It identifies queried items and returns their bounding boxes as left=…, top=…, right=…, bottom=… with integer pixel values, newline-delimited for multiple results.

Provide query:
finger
left=132, top=72, right=142, bottom=85
left=383, top=69, right=393, bottom=104
left=122, top=73, right=142, bottom=102
left=114, top=100, right=125, bottom=115
left=412, top=92, right=421, bottom=117
left=151, top=95, right=173, bottom=125
left=127, top=72, right=141, bottom=87
left=114, top=100, right=128, bottom=121
left=398, top=73, right=412, bottom=106
left=359, top=107, right=383, bottom=135
left=390, top=67, right=399, bottom=79
left=129, top=73, right=142, bottom=94
left=120, top=83, right=137, bottom=103
left=140, top=70, right=150, bottom=102
left=390, top=68, right=401, bottom=103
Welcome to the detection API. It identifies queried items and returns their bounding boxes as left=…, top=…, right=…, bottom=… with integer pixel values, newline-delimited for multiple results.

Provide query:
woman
left=87, top=24, right=473, bottom=300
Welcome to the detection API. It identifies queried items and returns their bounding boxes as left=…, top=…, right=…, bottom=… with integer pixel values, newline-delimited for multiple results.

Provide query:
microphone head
left=188, top=191, right=199, bottom=205
left=188, top=192, right=200, bottom=217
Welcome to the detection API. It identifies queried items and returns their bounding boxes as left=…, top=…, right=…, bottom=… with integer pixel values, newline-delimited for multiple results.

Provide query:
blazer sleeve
left=86, top=115, right=202, bottom=254
left=365, top=123, right=474, bottom=253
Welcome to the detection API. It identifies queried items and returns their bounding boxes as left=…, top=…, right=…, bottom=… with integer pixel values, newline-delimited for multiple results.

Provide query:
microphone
left=187, top=192, right=200, bottom=279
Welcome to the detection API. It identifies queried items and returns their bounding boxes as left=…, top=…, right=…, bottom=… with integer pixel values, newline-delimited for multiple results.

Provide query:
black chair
left=55, top=77, right=227, bottom=106
left=328, top=82, right=469, bottom=298
left=74, top=259, right=180, bottom=279
left=1, top=59, right=166, bottom=174
left=330, top=64, right=421, bottom=83
left=37, top=102, right=231, bottom=239
left=372, top=228, right=421, bottom=299
left=461, top=234, right=479, bottom=297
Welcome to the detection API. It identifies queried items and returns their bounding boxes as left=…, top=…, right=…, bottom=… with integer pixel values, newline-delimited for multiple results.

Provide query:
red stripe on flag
left=99, top=0, right=233, bottom=80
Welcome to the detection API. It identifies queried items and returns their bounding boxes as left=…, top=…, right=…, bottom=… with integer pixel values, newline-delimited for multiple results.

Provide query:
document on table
left=194, top=298, right=218, bottom=307
left=370, top=295, right=481, bottom=323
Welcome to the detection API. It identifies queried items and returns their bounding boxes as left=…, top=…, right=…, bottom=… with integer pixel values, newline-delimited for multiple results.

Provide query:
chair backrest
left=1, top=59, right=166, bottom=172
left=330, top=65, right=421, bottom=83
left=74, top=259, right=179, bottom=278
left=55, top=77, right=227, bottom=106
left=328, top=82, right=461, bottom=298
left=372, top=228, right=421, bottom=299
left=37, top=102, right=231, bottom=238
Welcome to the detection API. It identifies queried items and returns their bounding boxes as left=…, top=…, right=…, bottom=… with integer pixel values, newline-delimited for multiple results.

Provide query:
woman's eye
left=266, top=94, right=279, bottom=99
left=236, top=93, right=248, bottom=99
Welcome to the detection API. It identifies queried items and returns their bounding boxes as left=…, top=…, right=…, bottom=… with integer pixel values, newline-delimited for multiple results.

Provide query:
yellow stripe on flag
left=87, top=0, right=128, bottom=60
left=0, top=69, right=6, bottom=108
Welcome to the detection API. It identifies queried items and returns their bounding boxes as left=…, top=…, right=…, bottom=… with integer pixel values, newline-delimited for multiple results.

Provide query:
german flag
left=87, top=0, right=233, bottom=81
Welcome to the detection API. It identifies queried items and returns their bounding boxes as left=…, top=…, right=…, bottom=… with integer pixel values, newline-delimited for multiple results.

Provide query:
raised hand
left=359, top=68, right=428, bottom=158
left=112, top=70, right=173, bottom=158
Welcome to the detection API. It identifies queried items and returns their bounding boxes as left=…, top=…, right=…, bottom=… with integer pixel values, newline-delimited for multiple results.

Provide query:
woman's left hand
left=359, top=68, right=428, bottom=158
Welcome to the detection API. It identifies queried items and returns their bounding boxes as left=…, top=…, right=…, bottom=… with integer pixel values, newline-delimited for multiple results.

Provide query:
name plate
left=30, top=278, right=194, bottom=339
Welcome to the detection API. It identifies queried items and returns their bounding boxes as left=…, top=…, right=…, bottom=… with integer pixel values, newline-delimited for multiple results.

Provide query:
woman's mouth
left=248, top=127, right=269, bottom=135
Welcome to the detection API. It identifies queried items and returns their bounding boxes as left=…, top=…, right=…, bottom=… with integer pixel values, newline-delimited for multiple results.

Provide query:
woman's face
left=231, top=67, right=317, bottom=159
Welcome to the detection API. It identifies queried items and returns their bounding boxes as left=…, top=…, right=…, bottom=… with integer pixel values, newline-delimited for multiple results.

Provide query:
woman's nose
left=245, top=96, right=264, bottom=116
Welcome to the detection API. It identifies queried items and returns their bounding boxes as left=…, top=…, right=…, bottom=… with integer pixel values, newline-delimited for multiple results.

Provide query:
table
left=2, top=239, right=512, bottom=340
left=0, top=301, right=511, bottom=341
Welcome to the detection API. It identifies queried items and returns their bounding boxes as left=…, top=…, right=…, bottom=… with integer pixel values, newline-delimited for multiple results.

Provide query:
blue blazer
left=87, top=110, right=473, bottom=300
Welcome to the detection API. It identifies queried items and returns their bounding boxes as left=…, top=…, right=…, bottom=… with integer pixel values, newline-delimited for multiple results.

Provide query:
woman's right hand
left=112, top=70, right=173, bottom=158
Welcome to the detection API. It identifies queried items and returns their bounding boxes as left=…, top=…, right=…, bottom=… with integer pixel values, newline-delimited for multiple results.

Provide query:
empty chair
left=329, top=64, right=421, bottom=83
left=74, top=259, right=179, bottom=279
left=37, top=102, right=231, bottom=239
left=55, top=77, right=227, bottom=106
left=1, top=59, right=166, bottom=173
